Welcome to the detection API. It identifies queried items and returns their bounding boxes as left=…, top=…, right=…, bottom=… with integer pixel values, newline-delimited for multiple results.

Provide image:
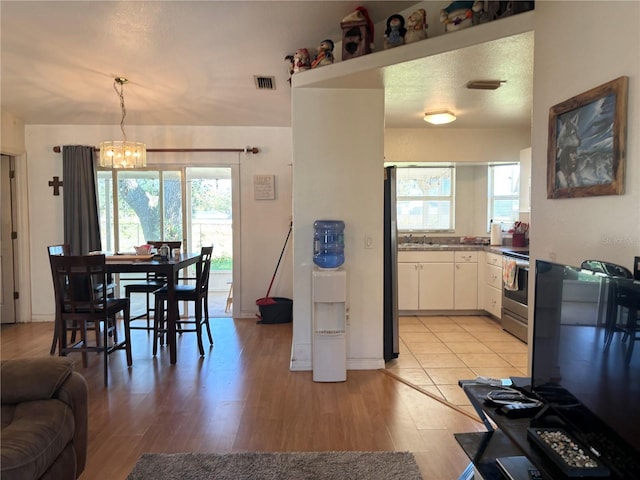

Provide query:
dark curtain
left=63, top=145, right=102, bottom=255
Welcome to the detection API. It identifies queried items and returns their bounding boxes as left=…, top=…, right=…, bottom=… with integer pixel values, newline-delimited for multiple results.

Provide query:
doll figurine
left=292, top=48, right=311, bottom=73
left=285, top=48, right=311, bottom=83
left=404, top=9, right=427, bottom=44
left=383, top=14, right=406, bottom=49
left=311, top=39, right=335, bottom=68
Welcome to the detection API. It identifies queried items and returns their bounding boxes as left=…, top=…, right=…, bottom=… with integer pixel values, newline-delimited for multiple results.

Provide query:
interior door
left=0, top=155, right=16, bottom=323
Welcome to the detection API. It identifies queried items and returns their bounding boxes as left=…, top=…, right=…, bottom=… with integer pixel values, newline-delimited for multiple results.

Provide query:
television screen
left=531, top=260, right=640, bottom=475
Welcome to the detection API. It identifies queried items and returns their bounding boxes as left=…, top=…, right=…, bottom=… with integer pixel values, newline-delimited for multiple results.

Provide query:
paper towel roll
left=490, top=223, right=502, bottom=246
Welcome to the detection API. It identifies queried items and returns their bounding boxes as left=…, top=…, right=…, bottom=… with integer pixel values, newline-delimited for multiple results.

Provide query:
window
left=396, top=167, right=454, bottom=231
left=97, top=170, right=183, bottom=252
left=488, top=164, right=520, bottom=228
left=96, top=167, right=232, bottom=256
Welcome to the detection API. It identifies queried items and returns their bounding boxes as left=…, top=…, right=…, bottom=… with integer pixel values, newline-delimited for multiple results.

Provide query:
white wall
left=291, top=88, right=385, bottom=371
left=24, top=125, right=293, bottom=322
left=530, top=1, right=640, bottom=271
left=385, top=127, right=531, bottom=163
left=1, top=111, right=25, bottom=155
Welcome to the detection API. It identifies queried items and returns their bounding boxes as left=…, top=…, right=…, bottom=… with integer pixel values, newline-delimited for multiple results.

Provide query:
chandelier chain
left=114, top=78, right=128, bottom=143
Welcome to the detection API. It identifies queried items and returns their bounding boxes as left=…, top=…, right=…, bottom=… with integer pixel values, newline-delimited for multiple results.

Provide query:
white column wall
left=291, top=88, right=385, bottom=371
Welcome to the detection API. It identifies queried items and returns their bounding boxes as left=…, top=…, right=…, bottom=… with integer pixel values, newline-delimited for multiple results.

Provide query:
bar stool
left=124, top=240, right=181, bottom=331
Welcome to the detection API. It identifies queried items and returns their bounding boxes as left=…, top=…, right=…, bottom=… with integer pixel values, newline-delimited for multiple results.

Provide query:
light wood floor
left=1, top=317, right=486, bottom=480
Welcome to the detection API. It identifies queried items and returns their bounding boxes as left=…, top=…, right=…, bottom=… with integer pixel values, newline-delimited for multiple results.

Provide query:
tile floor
left=386, top=315, right=528, bottom=413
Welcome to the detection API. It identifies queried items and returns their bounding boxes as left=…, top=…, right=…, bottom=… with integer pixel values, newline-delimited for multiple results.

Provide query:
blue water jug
left=313, top=220, right=345, bottom=268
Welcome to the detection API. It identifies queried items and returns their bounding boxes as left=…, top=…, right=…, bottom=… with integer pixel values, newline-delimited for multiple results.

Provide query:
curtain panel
left=62, top=145, right=102, bottom=255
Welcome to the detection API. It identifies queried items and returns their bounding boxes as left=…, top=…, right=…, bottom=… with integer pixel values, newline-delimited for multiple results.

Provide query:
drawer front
left=455, top=251, right=478, bottom=263
left=485, top=284, right=502, bottom=318
left=486, top=264, right=502, bottom=289
left=398, top=251, right=454, bottom=263
left=486, top=252, right=503, bottom=267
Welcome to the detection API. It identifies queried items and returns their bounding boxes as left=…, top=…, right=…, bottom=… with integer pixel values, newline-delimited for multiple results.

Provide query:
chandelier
left=99, top=77, right=146, bottom=168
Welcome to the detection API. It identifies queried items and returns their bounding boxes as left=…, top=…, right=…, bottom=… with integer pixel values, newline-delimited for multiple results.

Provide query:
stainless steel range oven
left=501, top=250, right=529, bottom=343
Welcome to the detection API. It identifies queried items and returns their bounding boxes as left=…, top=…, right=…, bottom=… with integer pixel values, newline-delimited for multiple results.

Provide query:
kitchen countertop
left=398, top=244, right=529, bottom=256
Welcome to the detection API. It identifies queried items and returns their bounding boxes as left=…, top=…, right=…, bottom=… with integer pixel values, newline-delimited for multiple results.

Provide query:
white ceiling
left=1, top=1, right=533, bottom=129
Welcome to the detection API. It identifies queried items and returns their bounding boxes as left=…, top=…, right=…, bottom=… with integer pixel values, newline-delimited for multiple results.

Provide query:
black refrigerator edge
left=383, top=166, right=399, bottom=361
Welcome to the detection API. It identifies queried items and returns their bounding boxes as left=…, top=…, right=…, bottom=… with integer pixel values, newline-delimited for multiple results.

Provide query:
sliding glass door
left=97, top=166, right=234, bottom=316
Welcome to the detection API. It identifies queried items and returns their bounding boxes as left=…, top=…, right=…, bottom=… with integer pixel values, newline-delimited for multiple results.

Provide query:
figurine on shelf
left=311, top=39, right=335, bottom=68
left=383, top=14, right=406, bottom=50
left=285, top=48, right=311, bottom=83
left=340, top=6, right=374, bottom=60
left=439, top=1, right=477, bottom=32
left=404, top=9, right=427, bottom=44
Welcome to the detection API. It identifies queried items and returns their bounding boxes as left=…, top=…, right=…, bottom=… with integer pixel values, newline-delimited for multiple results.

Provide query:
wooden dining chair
left=50, top=254, right=132, bottom=386
left=152, top=246, right=213, bottom=356
left=48, top=244, right=116, bottom=354
left=123, top=240, right=182, bottom=331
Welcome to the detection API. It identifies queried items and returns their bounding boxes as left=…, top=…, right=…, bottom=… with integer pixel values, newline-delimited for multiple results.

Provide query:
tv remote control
left=499, top=402, right=541, bottom=418
left=475, top=376, right=510, bottom=387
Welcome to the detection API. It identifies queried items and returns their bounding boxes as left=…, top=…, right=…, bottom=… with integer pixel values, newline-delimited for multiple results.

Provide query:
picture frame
left=547, top=76, right=628, bottom=199
left=253, top=174, right=276, bottom=200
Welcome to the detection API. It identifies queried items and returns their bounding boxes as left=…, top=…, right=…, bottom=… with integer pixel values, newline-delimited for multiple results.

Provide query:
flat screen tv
left=531, top=260, right=640, bottom=478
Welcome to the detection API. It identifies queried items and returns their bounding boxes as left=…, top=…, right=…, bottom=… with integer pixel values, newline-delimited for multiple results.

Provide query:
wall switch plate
left=364, top=235, right=373, bottom=249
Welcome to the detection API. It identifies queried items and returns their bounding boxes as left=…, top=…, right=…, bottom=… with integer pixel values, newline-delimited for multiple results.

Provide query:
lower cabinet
left=398, top=262, right=420, bottom=310
left=398, top=251, right=454, bottom=311
left=484, top=252, right=503, bottom=318
left=398, top=250, right=479, bottom=311
left=454, top=251, right=478, bottom=309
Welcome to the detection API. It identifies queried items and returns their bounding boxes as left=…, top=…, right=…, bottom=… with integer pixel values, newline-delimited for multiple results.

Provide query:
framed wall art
left=547, top=76, right=628, bottom=199
left=253, top=174, right=276, bottom=200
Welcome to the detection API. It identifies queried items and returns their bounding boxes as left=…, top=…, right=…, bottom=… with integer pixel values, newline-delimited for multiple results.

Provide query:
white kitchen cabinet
left=398, top=251, right=454, bottom=311
left=484, top=252, right=503, bottom=318
left=398, top=262, right=420, bottom=310
left=420, top=262, right=454, bottom=310
left=454, top=251, right=478, bottom=310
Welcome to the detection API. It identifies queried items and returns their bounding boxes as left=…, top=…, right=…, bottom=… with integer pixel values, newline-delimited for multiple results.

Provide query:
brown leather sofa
left=1, top=357, right=88, bottom=480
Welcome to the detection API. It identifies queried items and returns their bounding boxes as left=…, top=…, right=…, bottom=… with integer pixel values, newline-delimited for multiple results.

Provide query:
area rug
left=126, top=451, right=422, bottom=480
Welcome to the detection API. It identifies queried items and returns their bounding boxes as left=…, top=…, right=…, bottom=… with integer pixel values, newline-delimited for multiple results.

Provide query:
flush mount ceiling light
left=423, top=110, right=456, bottom=125
left=99, top=77, right=146, bottom=169
left=466, top=80, right=506, bottom=90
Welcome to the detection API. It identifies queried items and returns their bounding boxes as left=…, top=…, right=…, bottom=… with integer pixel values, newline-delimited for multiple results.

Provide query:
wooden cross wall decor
left=48, top=176, right=63, bottom=196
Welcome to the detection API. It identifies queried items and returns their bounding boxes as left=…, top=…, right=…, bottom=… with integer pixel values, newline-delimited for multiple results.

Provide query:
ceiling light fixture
left=99, top=77, right=146, bottom=168
left=423, top=110, right=456, bottom=125
left=466, top=80, right=505, bottom=90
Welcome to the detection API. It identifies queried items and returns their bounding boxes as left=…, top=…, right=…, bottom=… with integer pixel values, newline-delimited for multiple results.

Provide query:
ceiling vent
left=466, top=80, right=505, bottom=90
left=254, top=75, right=276, bottom=90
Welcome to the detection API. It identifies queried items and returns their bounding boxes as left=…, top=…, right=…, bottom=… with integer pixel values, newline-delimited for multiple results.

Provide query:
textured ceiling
left=1, top=1, right=533, bottom=129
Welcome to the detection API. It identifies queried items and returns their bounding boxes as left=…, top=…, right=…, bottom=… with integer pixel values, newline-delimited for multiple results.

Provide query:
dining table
left=105, top=252, right=202, bottom=364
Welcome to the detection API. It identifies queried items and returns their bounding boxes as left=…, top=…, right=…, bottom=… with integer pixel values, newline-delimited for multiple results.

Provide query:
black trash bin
left=257, top=297, right=293, bottom=324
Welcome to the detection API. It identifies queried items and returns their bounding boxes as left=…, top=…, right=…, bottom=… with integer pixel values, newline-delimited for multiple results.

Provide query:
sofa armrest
left=54, top=370, right=89, bottom=476
left=1, top=357, right=89, bottom=477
